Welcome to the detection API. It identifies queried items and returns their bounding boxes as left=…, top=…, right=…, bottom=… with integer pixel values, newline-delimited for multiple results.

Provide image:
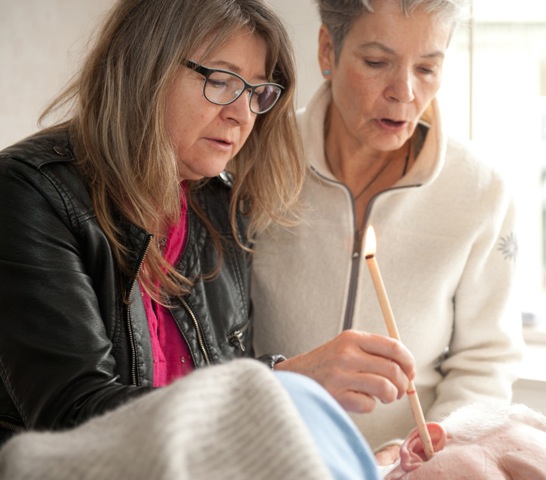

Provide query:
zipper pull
left=352, top=229, right=363, bottom=259
left=229, top=330, right=246, bottom=352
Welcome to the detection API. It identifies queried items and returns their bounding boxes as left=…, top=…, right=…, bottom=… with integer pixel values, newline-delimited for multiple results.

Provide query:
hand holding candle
left=364, top=225, right=435, bottom=460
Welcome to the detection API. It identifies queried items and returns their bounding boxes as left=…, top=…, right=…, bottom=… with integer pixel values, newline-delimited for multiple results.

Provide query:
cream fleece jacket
left=252, top=82, right=524, bottom=449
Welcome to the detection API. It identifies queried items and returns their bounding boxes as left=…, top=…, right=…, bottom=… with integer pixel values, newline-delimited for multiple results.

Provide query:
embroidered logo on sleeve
left=498, top=232, right=518, bottom=261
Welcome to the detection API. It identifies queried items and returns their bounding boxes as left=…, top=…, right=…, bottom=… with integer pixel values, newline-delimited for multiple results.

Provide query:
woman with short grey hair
left=253, top=0, right=523, bottom=465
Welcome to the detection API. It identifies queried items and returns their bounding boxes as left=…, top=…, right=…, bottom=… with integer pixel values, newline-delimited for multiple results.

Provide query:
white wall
left=266, top=0, right=322, bottom=108
left=0, top=0, right=321, bottom=149
left=0, top=0, right=115, bottom=149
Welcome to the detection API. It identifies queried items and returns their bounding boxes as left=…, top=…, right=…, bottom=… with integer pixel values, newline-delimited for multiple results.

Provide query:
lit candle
left=364, top=225, right=434, bottom=460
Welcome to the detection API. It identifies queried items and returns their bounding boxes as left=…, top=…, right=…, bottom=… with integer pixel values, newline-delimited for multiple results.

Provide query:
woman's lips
left=205, top=137, right=234, bottom=151
left=376, top=118, right=407, bottom=132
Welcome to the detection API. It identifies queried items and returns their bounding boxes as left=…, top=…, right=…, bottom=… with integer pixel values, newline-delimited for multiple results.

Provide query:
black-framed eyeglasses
left=184, top=60, right=284, bottom=114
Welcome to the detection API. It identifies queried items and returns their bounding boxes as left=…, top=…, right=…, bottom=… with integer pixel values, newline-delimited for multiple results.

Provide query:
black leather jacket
left=0, top=130, right=274, bottom=445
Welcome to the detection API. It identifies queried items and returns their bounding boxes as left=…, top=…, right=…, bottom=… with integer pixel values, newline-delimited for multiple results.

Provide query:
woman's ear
left=399, top=423, right=446, bottom=472
left=317, top=24, right=334, bottom=79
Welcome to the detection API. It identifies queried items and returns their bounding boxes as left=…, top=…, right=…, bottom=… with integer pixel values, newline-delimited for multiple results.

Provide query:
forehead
left=192, top=29, right=268, bottom=72
left=195, top=28, right=267, bottom=59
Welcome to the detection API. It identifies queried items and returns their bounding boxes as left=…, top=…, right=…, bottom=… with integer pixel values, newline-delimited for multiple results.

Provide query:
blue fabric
left=275, top=371, right=381, bottom=480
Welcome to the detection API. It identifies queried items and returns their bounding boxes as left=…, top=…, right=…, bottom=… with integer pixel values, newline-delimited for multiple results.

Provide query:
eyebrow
left=357, top=41, right=445, bottom=60
left=203, top=60, right=268, bottom=83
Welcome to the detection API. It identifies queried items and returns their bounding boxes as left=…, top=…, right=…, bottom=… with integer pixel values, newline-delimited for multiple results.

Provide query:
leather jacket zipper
left=125, top=303, right=138, bottom=385
left=0, top=419, right=23, bottom=433
left=125, top=234, right=153, bottom=386
left=228, top=321, right=250, bottom=352
left=179, top=296, right=211, bottom=365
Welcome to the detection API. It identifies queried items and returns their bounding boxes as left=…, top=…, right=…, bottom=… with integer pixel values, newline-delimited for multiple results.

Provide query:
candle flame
left=364, top=225, right=376, bottom=257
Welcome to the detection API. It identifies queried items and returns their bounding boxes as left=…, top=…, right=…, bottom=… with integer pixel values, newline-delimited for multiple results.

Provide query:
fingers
left=279, top=329, right=417, bottom=414
left=351, top=330, right=416, bottom=382
left=330, top=371, right=404, bottom=413
left=330, top=330, right=415, bottom=402
left=352, top=370, right=405, bottom=404
left=335, top=372, right=402, bottom=413
left=336, top=389, right=376, bottom=413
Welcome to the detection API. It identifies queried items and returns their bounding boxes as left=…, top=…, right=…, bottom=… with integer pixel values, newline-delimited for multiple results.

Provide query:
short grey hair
left=314, top=0, right=469, bottom=60
left=441, top=402, right=546, bottom=443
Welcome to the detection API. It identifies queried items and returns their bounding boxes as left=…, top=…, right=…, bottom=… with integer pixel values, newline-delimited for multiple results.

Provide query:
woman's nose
left=385, top=71, right=415, bottom=103
left=222, top=90, right=254, bottom=124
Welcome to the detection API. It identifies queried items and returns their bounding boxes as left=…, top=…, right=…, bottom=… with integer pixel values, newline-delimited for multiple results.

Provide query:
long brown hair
left=40, top=0, right=303, bottom=301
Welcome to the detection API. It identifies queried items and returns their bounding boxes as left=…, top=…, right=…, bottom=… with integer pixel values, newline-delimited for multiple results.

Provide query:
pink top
left=140, top=194, right=195, bottom=387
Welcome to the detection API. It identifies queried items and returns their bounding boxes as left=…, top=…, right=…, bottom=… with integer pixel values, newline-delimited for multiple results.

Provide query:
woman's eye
left=417, top=64, right=440, bottom=75
left=365, top=60, right=385, bottom=68
left=208, top=79, right=228, bottom=89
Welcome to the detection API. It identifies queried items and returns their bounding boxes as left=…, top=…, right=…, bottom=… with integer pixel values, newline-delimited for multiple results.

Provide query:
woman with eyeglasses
left=0, top=0, right=303, bottom=445
left=252, top=0, right=523, bottom=463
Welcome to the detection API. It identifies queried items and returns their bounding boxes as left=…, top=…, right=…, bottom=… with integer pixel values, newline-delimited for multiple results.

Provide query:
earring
left=323, top=69, right=330, bottom=76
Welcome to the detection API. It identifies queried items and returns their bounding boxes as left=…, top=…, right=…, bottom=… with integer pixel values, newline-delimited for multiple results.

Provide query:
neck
left=323, top=102, right=407, bottom=180
left=324, top=139, right=411, bottom=193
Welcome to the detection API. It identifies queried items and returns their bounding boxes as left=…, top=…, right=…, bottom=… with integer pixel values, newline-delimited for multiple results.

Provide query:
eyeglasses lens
left=204, top=71, right=281, bottom=114
left=252, top=85, right=281, bottom=114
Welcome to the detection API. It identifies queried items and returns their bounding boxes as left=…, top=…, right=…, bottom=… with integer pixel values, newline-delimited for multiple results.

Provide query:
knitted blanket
left=0, top=360, right=332, bottom=480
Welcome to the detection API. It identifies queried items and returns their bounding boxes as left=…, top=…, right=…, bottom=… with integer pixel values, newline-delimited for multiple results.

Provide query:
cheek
left=167, top=103, right=200, bottom=136
left=340, top=68, right=379, bottom=100
left=416, top=74, right=442, bottom=103
left=331, top=71, right=378, bottom=121
left=168, top=106, right=215, bottom=155
left=165, top=83, right=211, bottom=146
left=234, top=121, right=257, bottom=154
